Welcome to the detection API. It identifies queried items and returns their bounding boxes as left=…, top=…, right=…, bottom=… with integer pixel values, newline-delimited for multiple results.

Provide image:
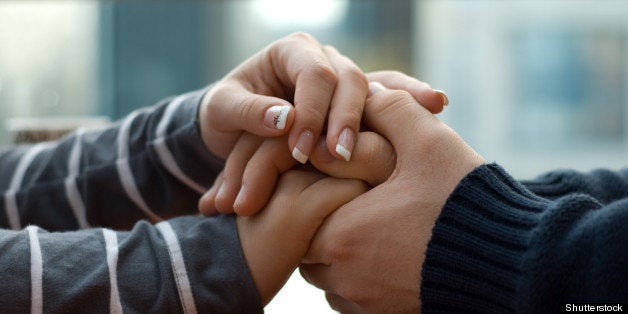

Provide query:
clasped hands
left=196, top=33, right=484, bottom=313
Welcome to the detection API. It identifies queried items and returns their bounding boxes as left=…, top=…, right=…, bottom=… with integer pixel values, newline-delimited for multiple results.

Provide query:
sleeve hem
left=421, top=163, right=550, bottom=313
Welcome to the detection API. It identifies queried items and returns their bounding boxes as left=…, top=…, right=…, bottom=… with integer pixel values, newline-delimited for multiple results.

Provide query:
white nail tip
left=292, top=147, right=308, bottom=164
left=335, top=144, right=351, bottom=162
left=274, top=106, right=290, bottom=129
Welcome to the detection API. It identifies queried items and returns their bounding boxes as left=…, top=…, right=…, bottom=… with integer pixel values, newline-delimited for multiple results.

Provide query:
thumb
left=310, top=131, right=396, bottom=186
left=204, top=85, right=296, bottom=137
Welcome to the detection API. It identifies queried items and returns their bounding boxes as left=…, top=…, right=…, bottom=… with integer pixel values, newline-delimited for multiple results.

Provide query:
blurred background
left=1, top=0, right=627, bottom=312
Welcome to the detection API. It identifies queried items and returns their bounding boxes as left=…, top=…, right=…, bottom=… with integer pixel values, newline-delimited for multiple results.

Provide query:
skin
left=300, top=83, right=485, bottom=313
left=198, top=32, right=369, bottom=213
left=236, top=168, right=368, bottom=305
left=199, top=71, right=448, bottom=217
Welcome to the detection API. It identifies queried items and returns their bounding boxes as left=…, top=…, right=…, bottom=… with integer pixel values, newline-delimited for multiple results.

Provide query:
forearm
left=0, top=88, right=223, bottom=230
left=0, top=215, right=262, bottom=313
left=422, top=164, right=628, bottom=313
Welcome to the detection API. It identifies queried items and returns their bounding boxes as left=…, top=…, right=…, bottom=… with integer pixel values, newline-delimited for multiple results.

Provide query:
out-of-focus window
left=0, top=2, right=99, bottom=144
left=415, top=0, right=628, bottom=177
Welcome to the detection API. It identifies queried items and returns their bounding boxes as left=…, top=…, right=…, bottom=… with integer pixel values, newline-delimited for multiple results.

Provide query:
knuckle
left=387, top=89, right=416, bottom=106
left=340, top=103, right=364, bottom=126
left=374, top=89, right=417, bottom=116
left=298, top=105, right=328, bottom=129
left=290, top=31, right=317, bottom=44
left=233, top=95, right=255, bottom=120
left=308, top=61, right=338, bottom=85
left=339, top=61, right=367, bottom=86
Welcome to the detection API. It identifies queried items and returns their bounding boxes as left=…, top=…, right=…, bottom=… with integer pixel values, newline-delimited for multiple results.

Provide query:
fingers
left=233, top=136, right=297, bottom=216
left=297, top=176, right=368, bottom=227
left=198, top=170, right=224, bottom=216
left=322, top=46, right=368, bottom=162
left=237, top=170, right=367, bottom=305
left=310, top=131, right=396, bottom=186
left=200, top=133, right=263, bottom=215
left=204, top=83, right=296, bottom=137
left=269, top=34, right=336, bottom=164
left=366, top=70, right=448, bottom=114
left=268, top=33, right=368, bottom=163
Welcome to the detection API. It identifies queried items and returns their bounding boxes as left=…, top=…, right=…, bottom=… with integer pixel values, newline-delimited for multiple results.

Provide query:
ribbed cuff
left=421, top=163, right=550, bottom=313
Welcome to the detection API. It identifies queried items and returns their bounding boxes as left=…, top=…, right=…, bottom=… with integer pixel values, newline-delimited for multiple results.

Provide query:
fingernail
left=292, top=130, right=314, bottom=164
left=233, top=186, right=246, bottom=212
left=264, top=105, right=291, bottom=129
left=434, top=89, right=449, bottom=106
left=335, top=128, right=354, bottom=161
left=368, top=82, right=386, bottom=97
left=200, top=186, right=214, bottom=202
left=216, top=181, right=228, bottom=203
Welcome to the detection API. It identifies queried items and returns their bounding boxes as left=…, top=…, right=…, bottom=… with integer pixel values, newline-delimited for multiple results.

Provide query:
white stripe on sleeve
left=27, top=226, right=43, bottom=314
left=4, top=143, right=51, bottom=230
left=156, top=221, right=197, bottom=314
left=116, top=110, right=161, bottom=223
left=153, top=95, right=205, bottom=194
left=102, top=229, right=123, bottom=314
left=64, top=130, right=90, bottom=229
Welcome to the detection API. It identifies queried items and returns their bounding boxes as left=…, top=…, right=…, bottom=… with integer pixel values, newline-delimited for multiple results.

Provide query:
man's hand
left=300, top=83, right=484, bottom=313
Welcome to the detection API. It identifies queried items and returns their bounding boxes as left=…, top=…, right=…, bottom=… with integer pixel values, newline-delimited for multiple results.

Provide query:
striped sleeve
left=0, top=215, right=263, bottom=313
left=0, top=87, right=263, bottom=312
left=0, top=88, right=224, bottom=231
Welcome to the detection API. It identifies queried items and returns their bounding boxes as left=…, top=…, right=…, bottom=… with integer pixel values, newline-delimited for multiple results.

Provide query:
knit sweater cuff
left=421, top=163, right=550, bottom=313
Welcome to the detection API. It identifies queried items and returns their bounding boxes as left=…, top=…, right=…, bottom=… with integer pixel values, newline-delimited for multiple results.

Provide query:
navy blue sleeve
left=521, top=168, right=628, bottom=204
left=421, top=163, right=628, bottom=313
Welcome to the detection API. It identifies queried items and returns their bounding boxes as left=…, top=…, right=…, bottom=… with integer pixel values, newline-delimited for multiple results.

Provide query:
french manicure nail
left=335, top=128, right=354, bottom=161
left=434, top=89, right=449, bottom=106
left=264, top=105, right=291, bottom=129
left=368, top=82, right=386, bottom=97
left=292, top=130, right=314, bottom=164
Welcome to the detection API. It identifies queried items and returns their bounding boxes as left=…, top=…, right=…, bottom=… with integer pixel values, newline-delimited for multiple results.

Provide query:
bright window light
left=252, top=0, right=349, bottom=28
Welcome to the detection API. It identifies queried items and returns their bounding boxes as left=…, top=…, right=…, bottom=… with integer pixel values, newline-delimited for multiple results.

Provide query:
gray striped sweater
left=0, top=89, right=263, bottom=313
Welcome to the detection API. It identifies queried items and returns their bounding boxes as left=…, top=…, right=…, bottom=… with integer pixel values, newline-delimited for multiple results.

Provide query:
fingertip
left=214, top=181, right=237, bottom=214
left=291, top=130, right=315, bottom=164
left=233, top=186, right=255, bottom=216
left=263, top=104, right=295, bottom=132
left=198, top=185, right=219, bottom=215
left=368, top=81, right=386, bottom=97
left=233, top=201, right=255, bottom=217
left=200, top=171, right=227, bottom=214
left=331, top=127, right=354, bottom=162
left=407, top=84, right=448, bottom=114
left=433, top=89, right=449, bottom=108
